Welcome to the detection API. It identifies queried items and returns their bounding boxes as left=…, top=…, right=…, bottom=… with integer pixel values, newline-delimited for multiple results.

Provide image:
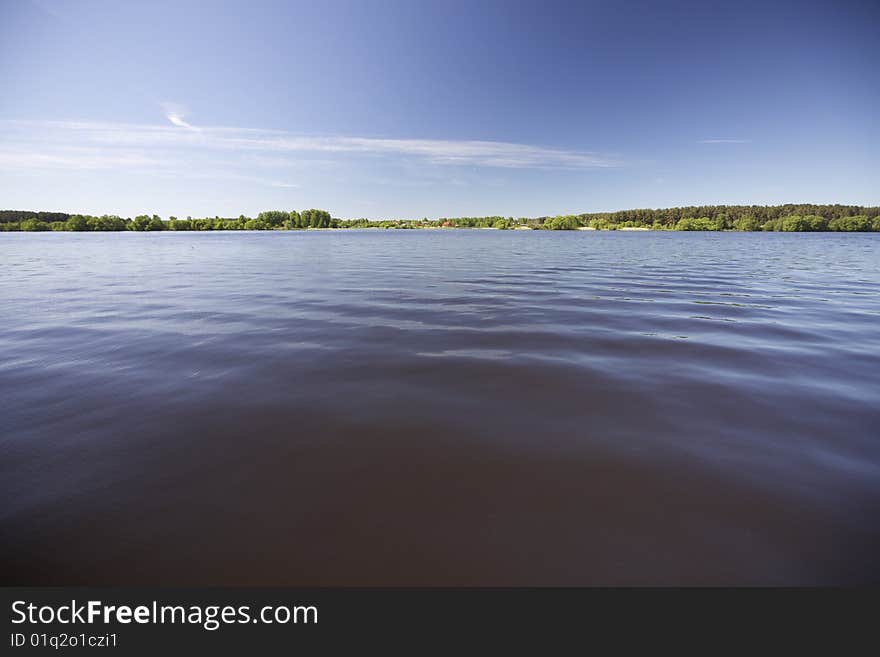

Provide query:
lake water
left=1, top=230, right=879, bottom=585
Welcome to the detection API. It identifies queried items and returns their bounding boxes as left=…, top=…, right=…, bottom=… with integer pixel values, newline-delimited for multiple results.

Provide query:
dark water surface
left=2, top=230, right=879, bottom=585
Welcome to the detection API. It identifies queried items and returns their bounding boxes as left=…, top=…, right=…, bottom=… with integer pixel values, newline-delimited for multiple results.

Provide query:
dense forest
left=1, top=204, right=878, bottom=232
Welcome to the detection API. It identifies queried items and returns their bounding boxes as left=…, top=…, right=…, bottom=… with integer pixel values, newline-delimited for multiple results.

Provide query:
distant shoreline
left=2, top=204, right=878, bottom=233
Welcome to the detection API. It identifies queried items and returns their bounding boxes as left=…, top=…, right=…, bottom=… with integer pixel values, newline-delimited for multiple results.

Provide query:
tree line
left=1, top=204, right=878, bottom=232
left=572, top=203, right=880, bottom=231
left=0, top=209, right=336, bottom=232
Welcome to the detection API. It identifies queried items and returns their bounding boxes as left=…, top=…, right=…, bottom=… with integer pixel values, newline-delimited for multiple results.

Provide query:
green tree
left=545, top=215, right=580, bottom=230
left=828, top=215, right=871, bottom=232
left=806, top=215, right=828, bottom=231
left=781, top=215, right=811, bottom=232
left=257, top=210, right=288, bottom=228
left=675, top=217, right=715, bottom=231
left=590, top=217, right=617, bottom=230
left=21, top=218, right=50, bottom=231
left=66, top=215, right=90, bottom=231
left=732, top=215, right=760, bottom=231
left=130, top=215, right=152, bottom=231
left=298, top=209, right=332, bottom=228
left=90, top=215, right=126, bottom=231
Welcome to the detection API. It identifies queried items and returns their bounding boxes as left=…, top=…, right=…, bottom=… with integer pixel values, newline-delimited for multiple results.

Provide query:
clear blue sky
left=1, top=0, right=877, bottom=219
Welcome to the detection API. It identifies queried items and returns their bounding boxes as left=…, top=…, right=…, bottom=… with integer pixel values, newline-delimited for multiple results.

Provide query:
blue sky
left=1, top=0, right=877, bottom=219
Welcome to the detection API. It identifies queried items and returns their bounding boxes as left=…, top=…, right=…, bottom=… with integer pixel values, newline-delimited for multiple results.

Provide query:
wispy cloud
left=0, top=119, right=621, bottom=171
left=0, top=147, right=165, bottom=170
left=160, top=102, right=198, bottom=131
left=697, top=138, right=750, bottom=144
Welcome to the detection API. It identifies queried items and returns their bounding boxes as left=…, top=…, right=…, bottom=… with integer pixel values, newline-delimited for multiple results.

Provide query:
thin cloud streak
left=698, top=139, right=750, bottom=144
left=0, top=119, right=622, bottom=170
left=160, top=102, right=199, bottom=131
left=0, top=144, right=298, bottom=189
left=0, top=148, right=166, bottom=170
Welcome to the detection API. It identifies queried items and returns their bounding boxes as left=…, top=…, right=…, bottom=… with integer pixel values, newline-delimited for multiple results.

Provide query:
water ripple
left=1, top=231, right=879, bottom=585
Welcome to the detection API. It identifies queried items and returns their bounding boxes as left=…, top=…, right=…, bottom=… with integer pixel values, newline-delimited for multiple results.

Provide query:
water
left=1, top=230, right=878, bottom=585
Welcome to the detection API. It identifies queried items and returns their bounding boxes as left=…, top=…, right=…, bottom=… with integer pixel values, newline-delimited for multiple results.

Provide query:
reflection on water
left=1, top=230, right=879, bottom=585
